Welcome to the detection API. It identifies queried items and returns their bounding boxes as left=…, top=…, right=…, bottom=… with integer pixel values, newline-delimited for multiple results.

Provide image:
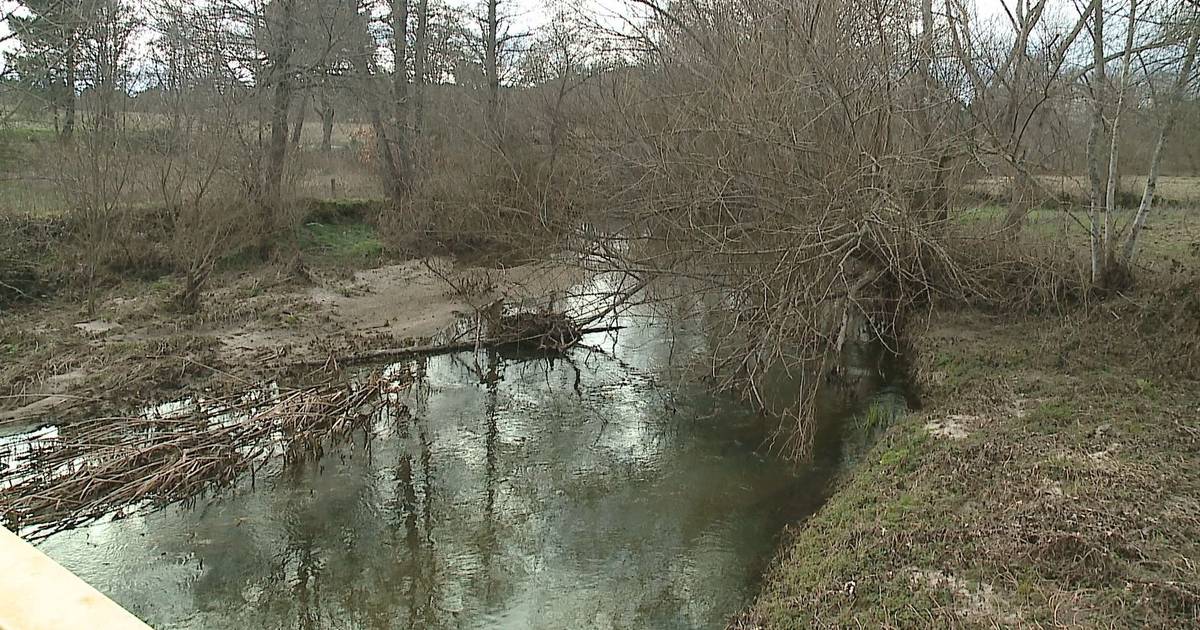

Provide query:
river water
left=29, top=292, right=849, bottom=630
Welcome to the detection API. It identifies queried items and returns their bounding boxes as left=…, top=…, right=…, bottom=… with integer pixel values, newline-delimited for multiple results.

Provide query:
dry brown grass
left=968, top=175, right=1200, bottom=206
left=290, top=149, right=384, bottom=200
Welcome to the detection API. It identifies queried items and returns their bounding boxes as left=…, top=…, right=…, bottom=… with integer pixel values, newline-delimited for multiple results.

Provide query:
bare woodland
left=1, top=0, right=1199, bottom=450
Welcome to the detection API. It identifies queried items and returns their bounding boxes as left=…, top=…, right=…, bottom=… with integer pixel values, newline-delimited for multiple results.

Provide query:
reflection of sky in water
left=32, top=283, right=804, bottom=630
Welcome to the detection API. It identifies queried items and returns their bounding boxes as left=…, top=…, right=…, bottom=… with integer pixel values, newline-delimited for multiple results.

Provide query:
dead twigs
left=0, top=370, right=411, bottom=538
left=299, top=324, right=624, bottom=369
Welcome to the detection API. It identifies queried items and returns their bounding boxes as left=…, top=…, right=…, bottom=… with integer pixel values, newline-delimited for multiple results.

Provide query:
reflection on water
left=35, top=293, right=824, bottom=630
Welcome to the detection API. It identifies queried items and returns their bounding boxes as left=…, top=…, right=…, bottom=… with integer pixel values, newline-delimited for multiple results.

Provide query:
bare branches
left=0, top=371, right=411, bottom=539
left=1121, top=24, right=1200, bottom=264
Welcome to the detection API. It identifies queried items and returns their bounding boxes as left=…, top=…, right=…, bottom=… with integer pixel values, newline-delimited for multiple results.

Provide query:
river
left=27, top=284, right=853, bottom=629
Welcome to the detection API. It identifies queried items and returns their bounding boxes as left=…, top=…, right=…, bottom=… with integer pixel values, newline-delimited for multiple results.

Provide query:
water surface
left=35, top=307, right=823, bottom=629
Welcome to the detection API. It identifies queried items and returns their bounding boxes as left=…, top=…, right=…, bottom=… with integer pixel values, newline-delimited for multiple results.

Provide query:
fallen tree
left=298, top=322, right=625, bottom=369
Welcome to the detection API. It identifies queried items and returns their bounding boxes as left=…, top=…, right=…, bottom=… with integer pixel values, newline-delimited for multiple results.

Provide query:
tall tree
left=1085, top=0, right=1111, bottom=284
left=345, top=0, right=407, bottom=202
left=414, top=0, right=430, bottom=135
left=1119, top=13, right=1200, bottom=265
left=10, top=0, right=88, bottom=138
left=945, top=0, right=1097, bottom=230
left=80, top=0, right=139, bottom=131
left=482, top=0, right=500, bottom=137
left=390, top=0, right=414, bottom=191
left=260, top=0, right=300, bottom=256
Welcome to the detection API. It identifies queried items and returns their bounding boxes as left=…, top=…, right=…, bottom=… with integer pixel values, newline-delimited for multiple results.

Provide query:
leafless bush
left=561, top=0, right=995, bottom=457
left=54, top=122, right=143, bottom=314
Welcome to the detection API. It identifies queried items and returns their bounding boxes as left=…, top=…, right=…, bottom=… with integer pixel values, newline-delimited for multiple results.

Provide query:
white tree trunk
left=1086, top=1, right=1106, bottom=284
left=1101, top=0, right=1138, bottom=274
left=1121, top=28, right=1200, bottom=265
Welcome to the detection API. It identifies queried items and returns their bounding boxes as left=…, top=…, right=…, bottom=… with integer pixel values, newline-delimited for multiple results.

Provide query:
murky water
left=29, top=296, right=843, bottom=630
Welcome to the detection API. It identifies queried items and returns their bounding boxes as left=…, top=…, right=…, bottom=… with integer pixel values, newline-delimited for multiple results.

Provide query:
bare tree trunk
left=913, top=0, right=949, bottom=224
left=413, top=0, right=429, bottom=136
left=261, top=0, right=298, bottom=257
left=1003, top=164, right=1038, bottom=231
left=389, top=0, right=413, bottom=191
left=349, top=6, right=407, bottom=204
left=1101, top=0, right=1138, bottom=276
left=369, top=105, right=407, bottom=203
left=1121, top=28, right=1200, bottom=265
left=319, top=98, right=335, bottom=153
left=392, top=0, right=409, bottom=128
left=291, top=90, right=308, bottom=145
left=1086, top=2, right=1107, bottom=286
left=63, top=48, right=76, bottom=140
left=484, top=0, right=500, bottom=139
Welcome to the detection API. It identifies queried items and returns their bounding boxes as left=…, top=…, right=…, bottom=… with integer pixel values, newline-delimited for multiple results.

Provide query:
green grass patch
left=299, top=221, right=384, bottom=262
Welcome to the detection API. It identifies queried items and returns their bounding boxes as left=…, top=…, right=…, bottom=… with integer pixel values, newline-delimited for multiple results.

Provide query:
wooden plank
left=0, top=525, right=153, bottom=630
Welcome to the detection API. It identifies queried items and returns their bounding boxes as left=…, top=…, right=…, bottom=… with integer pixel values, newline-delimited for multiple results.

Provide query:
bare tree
left=80, top=0, right=139, bottom=131
left=344, top=0, right=409, bottom=203
left=1121, top=24, right=1200, bottom=265
left=1100, top=0, right=1141, bottom=280
left=9, top=0, right=93, bottom=138
left=414, top=0, right=430, bottom=135
left=946, top=0, right=1097, bottom=229
left=483, top=0, right=499, bottom=135
left=473, top=0, right=522, bottom=142
left=260, top=0, right=299, bottom=256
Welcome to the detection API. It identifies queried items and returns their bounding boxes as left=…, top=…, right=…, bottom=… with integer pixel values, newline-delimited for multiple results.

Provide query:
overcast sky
left=0, top=0, right=1043, bottom=73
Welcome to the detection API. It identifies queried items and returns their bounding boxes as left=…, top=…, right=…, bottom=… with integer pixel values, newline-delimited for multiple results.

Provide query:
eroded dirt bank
left=1, top=258, right=581, bottom=426
left=739, top=305, right=1200, bottom=628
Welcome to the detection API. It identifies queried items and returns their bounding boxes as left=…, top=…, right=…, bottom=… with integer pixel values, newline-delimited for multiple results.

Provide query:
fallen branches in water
left=297, top=324, right=624, bottom=369
left=0, top=369, right=411, bottom=538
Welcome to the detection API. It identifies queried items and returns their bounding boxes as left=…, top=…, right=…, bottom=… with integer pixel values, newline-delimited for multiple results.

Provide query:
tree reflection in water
left=37, top=308, right=821, bottom=629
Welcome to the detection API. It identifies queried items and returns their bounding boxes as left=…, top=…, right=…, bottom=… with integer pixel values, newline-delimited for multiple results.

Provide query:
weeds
left=743, top=311, right=1200, bottom=628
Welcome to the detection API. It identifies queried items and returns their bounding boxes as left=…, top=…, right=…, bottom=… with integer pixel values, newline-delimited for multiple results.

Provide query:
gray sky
left=0, top=0, right=1050, bottom=73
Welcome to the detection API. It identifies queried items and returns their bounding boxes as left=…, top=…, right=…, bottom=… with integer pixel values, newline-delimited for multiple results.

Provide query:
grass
left=298, top=220, right=385, bottom=262
left=956, top=204, right=1200, bottom=275
left=0, top=179, right=68, bottom=216
left=969, top=175, right=1200, bottom=206
left=742, top=307, right=1200, bottom=628
left=742, top=203, right=1200, bottom=628
left=0, top=124, right=65, bottom=215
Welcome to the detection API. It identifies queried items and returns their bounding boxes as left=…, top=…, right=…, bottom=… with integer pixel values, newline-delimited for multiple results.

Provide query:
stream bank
left=16, top=285, right=829, bottom=629
left=740, top=307, right=1200, bottom=628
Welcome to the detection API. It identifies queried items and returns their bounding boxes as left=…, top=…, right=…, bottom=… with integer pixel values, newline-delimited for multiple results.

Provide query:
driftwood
left=300, top=325, right=624, bottom=369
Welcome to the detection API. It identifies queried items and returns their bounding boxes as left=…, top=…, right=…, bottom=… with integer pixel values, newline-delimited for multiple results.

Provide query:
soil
left=1, top=257, right=582, bottom=428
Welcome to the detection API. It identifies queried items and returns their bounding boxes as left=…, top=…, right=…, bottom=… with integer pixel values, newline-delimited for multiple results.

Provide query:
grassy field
left=969, top=175, right=1200, bottom=207
left=957, top=204, right=1200, bottom=276
left=0, top=120, right=383, bottom=216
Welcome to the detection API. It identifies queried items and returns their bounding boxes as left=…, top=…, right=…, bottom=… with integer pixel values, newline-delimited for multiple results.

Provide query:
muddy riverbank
left=1, top=255, right=582, bottom=426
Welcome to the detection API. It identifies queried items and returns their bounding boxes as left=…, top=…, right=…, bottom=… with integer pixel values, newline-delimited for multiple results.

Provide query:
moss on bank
left=743, top=308, right=1200, bottom=628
